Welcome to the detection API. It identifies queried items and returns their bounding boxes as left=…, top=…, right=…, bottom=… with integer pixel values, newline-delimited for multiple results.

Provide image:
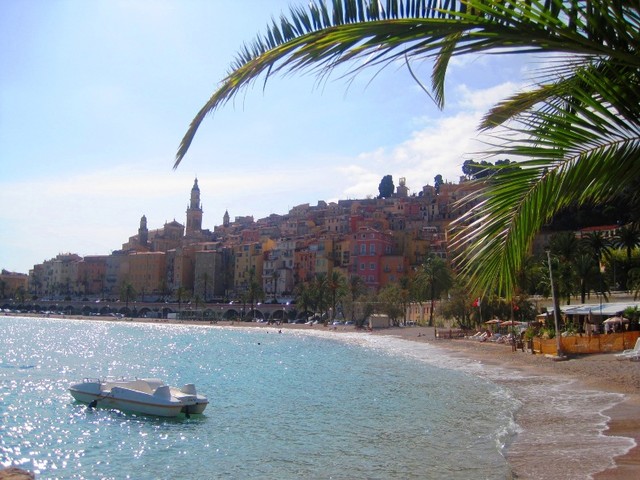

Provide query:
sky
left=1, top=0, right=532, bottom=274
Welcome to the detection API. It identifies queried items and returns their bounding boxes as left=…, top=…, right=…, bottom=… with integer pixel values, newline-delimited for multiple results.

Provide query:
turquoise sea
left=0, top=317, right=633, bottom=479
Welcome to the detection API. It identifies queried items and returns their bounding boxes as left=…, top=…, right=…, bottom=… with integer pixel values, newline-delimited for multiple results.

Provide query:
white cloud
left=454, top=81, right=524, bottom=110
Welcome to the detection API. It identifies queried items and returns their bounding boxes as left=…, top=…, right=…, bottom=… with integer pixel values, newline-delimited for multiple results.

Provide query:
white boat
left=69, top=377, right=209, bottom=417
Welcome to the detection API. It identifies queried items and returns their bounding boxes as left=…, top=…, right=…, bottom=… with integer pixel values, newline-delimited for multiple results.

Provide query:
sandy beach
left=5, top=313, right=640, bottom=478
left=369, top=325, right=640, bottom=480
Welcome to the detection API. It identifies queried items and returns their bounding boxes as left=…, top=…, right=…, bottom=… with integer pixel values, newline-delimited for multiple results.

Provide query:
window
left=360, top=244, right=366, bottom=255
left=369, top=263, right=375, bottom=270
left=360, top=263, right=365, bottom=271
left=367, top=275, right=374, bottom=282
left=369, top=243, right=376, bottom=255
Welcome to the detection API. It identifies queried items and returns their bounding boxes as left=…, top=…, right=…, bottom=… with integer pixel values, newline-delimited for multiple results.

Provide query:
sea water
left=0, top=317, right=633, bottom=479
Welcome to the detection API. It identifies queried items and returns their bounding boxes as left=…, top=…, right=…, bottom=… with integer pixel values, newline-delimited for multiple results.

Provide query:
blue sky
left=1, top=0, right=531, bottom=274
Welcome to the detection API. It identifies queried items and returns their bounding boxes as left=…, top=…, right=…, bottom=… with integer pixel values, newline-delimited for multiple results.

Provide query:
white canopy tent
left=556, top=302, right=640, bottom=317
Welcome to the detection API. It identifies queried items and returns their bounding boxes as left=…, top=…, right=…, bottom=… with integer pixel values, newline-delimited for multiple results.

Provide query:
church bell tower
left=138, top=214, right=148, bottom=247
left=186, top=178, right=203, bottom=236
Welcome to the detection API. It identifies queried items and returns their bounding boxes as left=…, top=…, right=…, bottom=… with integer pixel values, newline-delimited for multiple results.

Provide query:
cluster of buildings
left=15, top=177, right=481, bottom=302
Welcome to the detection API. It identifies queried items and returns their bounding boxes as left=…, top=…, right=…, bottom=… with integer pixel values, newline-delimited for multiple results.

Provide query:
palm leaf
left=452, top=68, right=640, bottom=295
left=176, top=0, right=640, bottom=166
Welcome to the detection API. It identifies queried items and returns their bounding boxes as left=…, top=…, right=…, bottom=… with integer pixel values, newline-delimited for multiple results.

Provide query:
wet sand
left=6, top=314, right=640, bottom=478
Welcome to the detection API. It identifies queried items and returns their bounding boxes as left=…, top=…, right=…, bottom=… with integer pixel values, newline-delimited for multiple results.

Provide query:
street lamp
left=546, top=249, right=563, bottom=357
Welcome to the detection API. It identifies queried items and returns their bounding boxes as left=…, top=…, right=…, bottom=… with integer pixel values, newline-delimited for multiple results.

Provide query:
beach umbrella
left=484, top=318, right=501, bottom=332
left=500, top=320, right=522, bottom=326
left=603, top=316, right=629, bottom=334
left=603, top=316, right=629, bottom=324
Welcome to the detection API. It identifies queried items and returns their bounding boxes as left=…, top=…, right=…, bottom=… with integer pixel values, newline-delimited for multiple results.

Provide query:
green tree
left=120, top=281, right=137, bottom=310
left=549, top=232, right=581, bottom=305
left=615, top=225, right=640, bottom=263
left=414, top=254, right=453, bottom=327
left=433, top=174, right=443, bottom=194
left=246, top=267, right=263, bottom=320
left=573, top=253, right=599, bottom=304
left=327, top=271, right=347, bottom=320
left=294, top=281, right=313, bottom=322
left=15, top=286, right=27, bottom=304
left=614, top=225, right=640, bottom=288
left=174, top=0, right=640, bottom=301
left=346, top=274, right=367, bottom=325
left=175, top=285, right=188, bottom=315
left=309, top=273, right=329, bottom=322
left=377, top=284, right=404, bottom=326
left=201, top=272, right=210, bottom=302
left=377, top=174, right=394, bottom=199
left=441, top=280, right=474, bottom=330
left=581, top=231, right=611, bottom=300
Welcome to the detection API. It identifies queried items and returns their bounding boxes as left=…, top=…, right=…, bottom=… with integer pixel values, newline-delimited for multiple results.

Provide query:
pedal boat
left=69, top=378, right=208, bottom=417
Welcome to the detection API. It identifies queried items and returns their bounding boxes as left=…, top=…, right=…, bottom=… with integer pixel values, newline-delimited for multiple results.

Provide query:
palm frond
left=176, top=0, right=640, bottom=166
left=451, top=73, right=640, bottom=296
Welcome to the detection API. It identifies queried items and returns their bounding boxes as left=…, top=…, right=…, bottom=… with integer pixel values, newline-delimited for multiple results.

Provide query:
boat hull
left=69, top=378, right=208, bottom=417
left=70, top=390, right=184, bottom=417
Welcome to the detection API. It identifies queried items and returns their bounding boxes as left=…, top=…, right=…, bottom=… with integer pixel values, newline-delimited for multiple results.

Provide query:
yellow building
left=233, top=242, right=264, bottom=296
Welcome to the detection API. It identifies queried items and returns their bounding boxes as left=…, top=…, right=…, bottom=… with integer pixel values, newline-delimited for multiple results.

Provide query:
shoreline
left=369, top=326, right=640, bottom=480
left=5, top=313, right=640, bottom=478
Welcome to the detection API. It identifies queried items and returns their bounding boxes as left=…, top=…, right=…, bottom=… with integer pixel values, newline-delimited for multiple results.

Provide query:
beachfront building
left=351, top=227, right=394, bottom=290
left=31, top=253, right=82, bottom=298
left=0, top=270, right=29, bottom=299
left=262, top=238, right=296, bottom=299
left=193, top=244, right=227, bottom=301
left=233, top=241, right=264, bottom=296
left=126, top=251, right=166, bottom=299
left=76, top=255, right=108, bottom=296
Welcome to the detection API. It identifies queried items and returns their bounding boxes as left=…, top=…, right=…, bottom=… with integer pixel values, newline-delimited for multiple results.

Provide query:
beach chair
left=615, top=338, right=640, bottom=360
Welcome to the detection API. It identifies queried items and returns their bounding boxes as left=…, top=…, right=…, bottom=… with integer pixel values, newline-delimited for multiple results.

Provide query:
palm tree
left=573, top=253, right=599, bottom=304
left=201, top=272, right=210, bottom=302
left=327, top=271, right=346, bottom=320
left=614, top=224, right=640, bottom=288
left=581, top=231, right=612, bottom=299
left=174, top=1, right=640, bottom=299
left=294, top=281, right=313, bottom=322
left=175, top=285, right=187, bottom=316
left=347, top=274, right=366, bottom=324
left=246, top=267, right=263, bottom=320
left=120, top=281, right=137, bottom=310
left=581, top=232, right=611, bottom=268
left=310, top=273, right=329, bottom=322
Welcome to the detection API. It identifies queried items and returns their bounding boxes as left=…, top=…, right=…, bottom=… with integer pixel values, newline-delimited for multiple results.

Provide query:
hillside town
left=3, top=177, right=480, bottom=302
left=1, top=176, right=626, bottom=315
